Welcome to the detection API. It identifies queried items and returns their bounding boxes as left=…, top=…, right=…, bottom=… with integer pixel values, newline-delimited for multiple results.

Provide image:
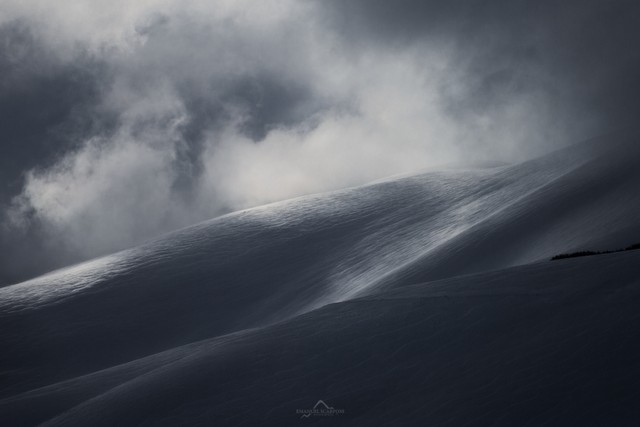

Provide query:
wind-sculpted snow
left=1, top=134, right=640, bottom=424
left=2, top=251, right=640, bottom=426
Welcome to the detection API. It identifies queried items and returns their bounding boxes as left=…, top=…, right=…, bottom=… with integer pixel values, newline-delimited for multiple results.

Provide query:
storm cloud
left=1, top=0, right=639, bottom=284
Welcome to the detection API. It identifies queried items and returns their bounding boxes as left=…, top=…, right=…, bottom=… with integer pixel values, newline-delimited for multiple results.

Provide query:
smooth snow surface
left=1, top=133, right=640, bottom=425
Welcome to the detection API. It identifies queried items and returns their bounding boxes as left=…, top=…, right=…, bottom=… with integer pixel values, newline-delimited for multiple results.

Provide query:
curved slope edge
left=2, top=251, right=639, bottom=426
left=0, top=133, right=639, bottom=414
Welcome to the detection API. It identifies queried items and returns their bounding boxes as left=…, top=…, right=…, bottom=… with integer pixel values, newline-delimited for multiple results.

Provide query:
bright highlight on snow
left=2, top=1, right=640, bottom=424
left=1, top=134, right=640, bottom=424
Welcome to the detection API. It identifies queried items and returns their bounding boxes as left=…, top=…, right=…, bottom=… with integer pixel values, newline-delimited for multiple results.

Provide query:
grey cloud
left=322, top=0, right=640, bottom=132
left=0, top=22, right=110, bottom=204
left=0, top=5, right=333, bottom=283
left=2, top=0, right=639, bottom=284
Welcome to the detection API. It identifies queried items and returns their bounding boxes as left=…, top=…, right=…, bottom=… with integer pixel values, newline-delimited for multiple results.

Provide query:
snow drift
left=1, top=132, right=639, bottom=425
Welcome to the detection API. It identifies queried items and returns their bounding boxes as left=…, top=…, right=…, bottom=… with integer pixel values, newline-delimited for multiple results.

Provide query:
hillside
left=3, top=251, right=640, bottom=425
left=1, top=133, right=639, bottom=425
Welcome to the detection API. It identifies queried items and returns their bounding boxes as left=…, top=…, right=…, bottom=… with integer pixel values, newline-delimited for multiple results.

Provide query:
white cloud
left=4, top=0, right=584, bottom=271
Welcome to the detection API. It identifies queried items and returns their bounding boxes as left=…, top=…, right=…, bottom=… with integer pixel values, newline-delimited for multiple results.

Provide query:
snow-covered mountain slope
left=3, top=251, right=640, bottom=426
left=0, top=132, right=639, bottom=424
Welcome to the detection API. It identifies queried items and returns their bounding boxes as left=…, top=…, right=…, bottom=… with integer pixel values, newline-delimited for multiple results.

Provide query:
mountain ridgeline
left=1, top=132, right=640, bottom=425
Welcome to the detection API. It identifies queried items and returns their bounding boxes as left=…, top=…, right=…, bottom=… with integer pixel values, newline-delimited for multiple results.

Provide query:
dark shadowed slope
left=372, top=133, right=640, bottom=290
left=2, top=251, right=639, bottom=426
left=0, top=133, right=639, bottom=425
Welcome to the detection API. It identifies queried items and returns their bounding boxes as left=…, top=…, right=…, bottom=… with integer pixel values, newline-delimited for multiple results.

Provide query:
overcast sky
left=1, top=0, right=639, bottom=284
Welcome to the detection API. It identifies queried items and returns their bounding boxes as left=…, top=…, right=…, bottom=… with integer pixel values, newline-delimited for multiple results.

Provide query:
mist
left=2, top=0, right=639, bottom=284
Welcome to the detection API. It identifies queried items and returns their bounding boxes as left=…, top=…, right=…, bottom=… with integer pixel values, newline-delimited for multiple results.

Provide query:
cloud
left=322, top=0, right=640, bottom=129
left=2, top=0, right=639, bottom=283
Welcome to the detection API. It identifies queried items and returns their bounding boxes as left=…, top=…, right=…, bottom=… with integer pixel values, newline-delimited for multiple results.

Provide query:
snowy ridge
left=1, top=133, right=640, bottom=425
left=3, top=251, right=640, bottom=426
